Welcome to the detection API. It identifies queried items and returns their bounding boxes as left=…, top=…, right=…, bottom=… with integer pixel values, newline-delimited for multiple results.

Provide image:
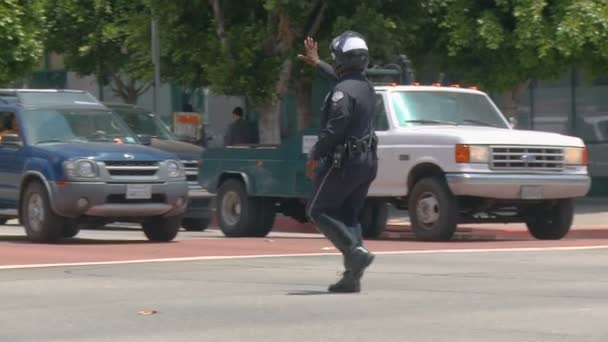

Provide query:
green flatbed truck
left=198, top=127, right=391, bottom=238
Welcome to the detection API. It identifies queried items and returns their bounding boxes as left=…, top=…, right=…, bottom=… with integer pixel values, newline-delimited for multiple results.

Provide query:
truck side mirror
left=0, top=134, right=22, bottom=148
left=137, top=134, right=152, bottom=145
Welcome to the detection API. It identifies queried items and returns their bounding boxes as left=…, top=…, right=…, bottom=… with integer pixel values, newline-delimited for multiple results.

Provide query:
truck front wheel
left=22, top=181, right=65, bottom=243
left=408, top=177, right=459, bottom=241
left=181, top=218, right=211, bottom=232
left=525, top=199, right=573, bottom=240
left=216, top=179, right=275, bottom=237
left=142, top=216, right=181, bottom=242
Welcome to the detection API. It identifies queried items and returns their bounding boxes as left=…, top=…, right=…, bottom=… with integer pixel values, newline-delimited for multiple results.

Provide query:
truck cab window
left=374, top=94, right=390, bottom=131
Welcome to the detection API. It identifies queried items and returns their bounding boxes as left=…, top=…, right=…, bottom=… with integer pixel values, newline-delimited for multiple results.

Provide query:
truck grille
left=490, top=146, right=564, bottom=171
left=104, top=161, right=160, bottom=176
left=181, top=160, right=199, bottom=183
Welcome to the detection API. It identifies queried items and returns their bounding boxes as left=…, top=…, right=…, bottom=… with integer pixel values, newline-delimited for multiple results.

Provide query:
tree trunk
left=496, top=80, right=530, bottom=125
left=256, top=58, right=293, bottom=144
left=255, top=99, right=282, bottom=145
left=296, top=79, right=313, bottom=130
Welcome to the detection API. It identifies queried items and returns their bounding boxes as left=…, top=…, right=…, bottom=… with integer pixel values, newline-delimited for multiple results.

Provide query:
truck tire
left=250, top=199, right=276, bottom=237
left=181, top=218, right=211, bottom=232
left=142, top=216, right=181, bottom=242
left=408, top=177, right=459, bottom=241
left=22, top=180, right=65, bottom=243
left=216, top=179, right=269, bottom=237
left=359, top=199, right=389, bottom=239
left=525, top=199, right=573, bottom=240
left=62, top=223, right=80, bottom=238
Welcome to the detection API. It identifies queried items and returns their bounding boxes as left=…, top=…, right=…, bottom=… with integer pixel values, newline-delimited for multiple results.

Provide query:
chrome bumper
left=446, top=173, right=591, bottom=200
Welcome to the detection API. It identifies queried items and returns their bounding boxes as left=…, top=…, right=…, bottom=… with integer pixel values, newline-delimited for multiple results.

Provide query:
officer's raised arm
left=298, top=36, right=338, bottom=82
left=310, top=89, right=352, bottom=160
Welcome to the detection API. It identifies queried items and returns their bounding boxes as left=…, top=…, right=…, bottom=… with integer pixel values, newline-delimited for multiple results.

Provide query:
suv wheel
left=408, top=177, right=459, bottom=241
left=22, top=181, right=64, bottom=243
left=181, top=218, right=211, bottom=232
left=142, top=216, right=181, bottom=242
left=525, top=199, right=573, bottom=240
left=62, top=223, right=80, bottom=238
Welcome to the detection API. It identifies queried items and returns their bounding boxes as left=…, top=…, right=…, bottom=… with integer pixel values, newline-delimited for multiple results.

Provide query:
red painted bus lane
left=1, top=233, right=608, bottom=269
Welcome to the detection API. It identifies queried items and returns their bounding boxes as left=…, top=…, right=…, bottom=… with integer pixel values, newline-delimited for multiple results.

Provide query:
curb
left=210, top=214, right=608, bottom=240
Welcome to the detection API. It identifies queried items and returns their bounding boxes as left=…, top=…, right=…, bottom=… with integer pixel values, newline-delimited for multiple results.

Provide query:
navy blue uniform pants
left=307, top=153, right=378, bottom=245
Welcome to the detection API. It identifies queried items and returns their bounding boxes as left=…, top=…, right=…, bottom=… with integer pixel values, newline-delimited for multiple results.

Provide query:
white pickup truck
left=199, top=84, right=591, bottom=241
left=367, top=84, right=590, bottom=240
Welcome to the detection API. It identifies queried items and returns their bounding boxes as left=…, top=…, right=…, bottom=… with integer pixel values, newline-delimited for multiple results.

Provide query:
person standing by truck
left=224, top=106, right=253, bottom=146
left=299, top=31, right=378, bottom=293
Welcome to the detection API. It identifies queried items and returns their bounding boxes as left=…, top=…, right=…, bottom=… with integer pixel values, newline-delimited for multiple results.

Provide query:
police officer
left=298, top=31, right=378, bottom=293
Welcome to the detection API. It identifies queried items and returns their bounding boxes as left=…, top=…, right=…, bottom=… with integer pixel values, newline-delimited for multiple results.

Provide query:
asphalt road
left=1, top=247, right=608, bottom=341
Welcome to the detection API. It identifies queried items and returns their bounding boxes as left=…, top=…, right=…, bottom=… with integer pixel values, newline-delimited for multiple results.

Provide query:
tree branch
left=209, top=0, right=227, bottom=49
left=305, top=1, right=327, bottom=37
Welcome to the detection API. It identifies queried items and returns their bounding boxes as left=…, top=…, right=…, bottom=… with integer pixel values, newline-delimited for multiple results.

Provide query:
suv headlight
left=564, top=147, right=588, bottom=165
left=455, top=144, right=489, bottom=163
left=64, top=159, right=98, bottom=179
left=167, top=160, right=184, bottom=178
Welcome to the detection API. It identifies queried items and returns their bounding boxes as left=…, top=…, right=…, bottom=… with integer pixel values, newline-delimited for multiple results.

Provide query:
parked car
left=0, top=89, right=189, bottom=243
left=103, top=102, right=214, bottom=231
left=198, top=84, right=590, bottom=241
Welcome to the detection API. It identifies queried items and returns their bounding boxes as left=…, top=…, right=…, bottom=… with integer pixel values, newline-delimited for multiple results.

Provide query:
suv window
left=374, top=94, right=390, bottom=131
left=0, top=111, right=19, bottom=138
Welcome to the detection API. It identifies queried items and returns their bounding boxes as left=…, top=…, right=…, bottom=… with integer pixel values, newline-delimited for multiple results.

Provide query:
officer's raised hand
left=297, top=37, right=320, bottom=66
left=297, top=36, right=338, bottom=82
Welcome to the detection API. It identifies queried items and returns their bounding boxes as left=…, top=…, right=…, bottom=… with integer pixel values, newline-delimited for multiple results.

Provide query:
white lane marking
left=1, top=244, right=608, bottom=270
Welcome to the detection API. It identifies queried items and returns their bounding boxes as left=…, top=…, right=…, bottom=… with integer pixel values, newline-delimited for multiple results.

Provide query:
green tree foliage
left=422, top=0, right=608, bottom=117
left=148, top=0, right=428, bottom=142
left=45, top=0, right=152, bottom=103
left=0, top=0, right=45, bottom=86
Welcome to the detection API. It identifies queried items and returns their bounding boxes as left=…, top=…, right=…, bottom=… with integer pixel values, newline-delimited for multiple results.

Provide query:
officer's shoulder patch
left=331, top=90, right=344, bottom=102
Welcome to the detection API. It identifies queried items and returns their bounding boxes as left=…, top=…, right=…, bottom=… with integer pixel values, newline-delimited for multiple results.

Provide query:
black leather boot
left=328, top=246, right=374, bottom=293
left=310, top=214, right=374, bottom=293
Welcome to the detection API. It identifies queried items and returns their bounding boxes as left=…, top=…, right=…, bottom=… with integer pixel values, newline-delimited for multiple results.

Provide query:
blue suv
left=0, top=89, right=189, bottom=243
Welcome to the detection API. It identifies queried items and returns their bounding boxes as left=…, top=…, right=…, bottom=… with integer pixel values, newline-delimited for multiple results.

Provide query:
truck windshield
left=390, top=91, right=509, bottom=128
left=21, top=109, right=138, bottom=144
left=111, top=108, right=176, bottom=141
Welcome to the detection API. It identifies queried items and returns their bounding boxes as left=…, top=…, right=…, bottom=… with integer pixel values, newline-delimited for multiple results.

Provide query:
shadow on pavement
left=286, top=290, right=334, bottom=296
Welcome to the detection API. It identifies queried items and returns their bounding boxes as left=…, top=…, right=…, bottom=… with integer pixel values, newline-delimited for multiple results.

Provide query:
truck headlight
left=64, top=159, right=98, bottom=179
left=455, top=144, right=489, bottom=163
left=564, top=147, right=588, bottom=165
left=167, top=160, right=184, bottom=178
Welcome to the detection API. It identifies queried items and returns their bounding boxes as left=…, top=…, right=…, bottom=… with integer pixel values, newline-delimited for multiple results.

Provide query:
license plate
left=521, top=186, right=543, bottom=200
left=126, top=184, right=152, bottom=199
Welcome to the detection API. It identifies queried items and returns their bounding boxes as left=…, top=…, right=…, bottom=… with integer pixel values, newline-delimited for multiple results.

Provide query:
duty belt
left=346, top=135, right=377, bottom=154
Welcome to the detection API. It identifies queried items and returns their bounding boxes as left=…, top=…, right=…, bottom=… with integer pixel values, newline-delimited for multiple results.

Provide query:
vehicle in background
left=0, top=89, right=189, bottom=243
left=104, top=102, right=214, bottom=231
